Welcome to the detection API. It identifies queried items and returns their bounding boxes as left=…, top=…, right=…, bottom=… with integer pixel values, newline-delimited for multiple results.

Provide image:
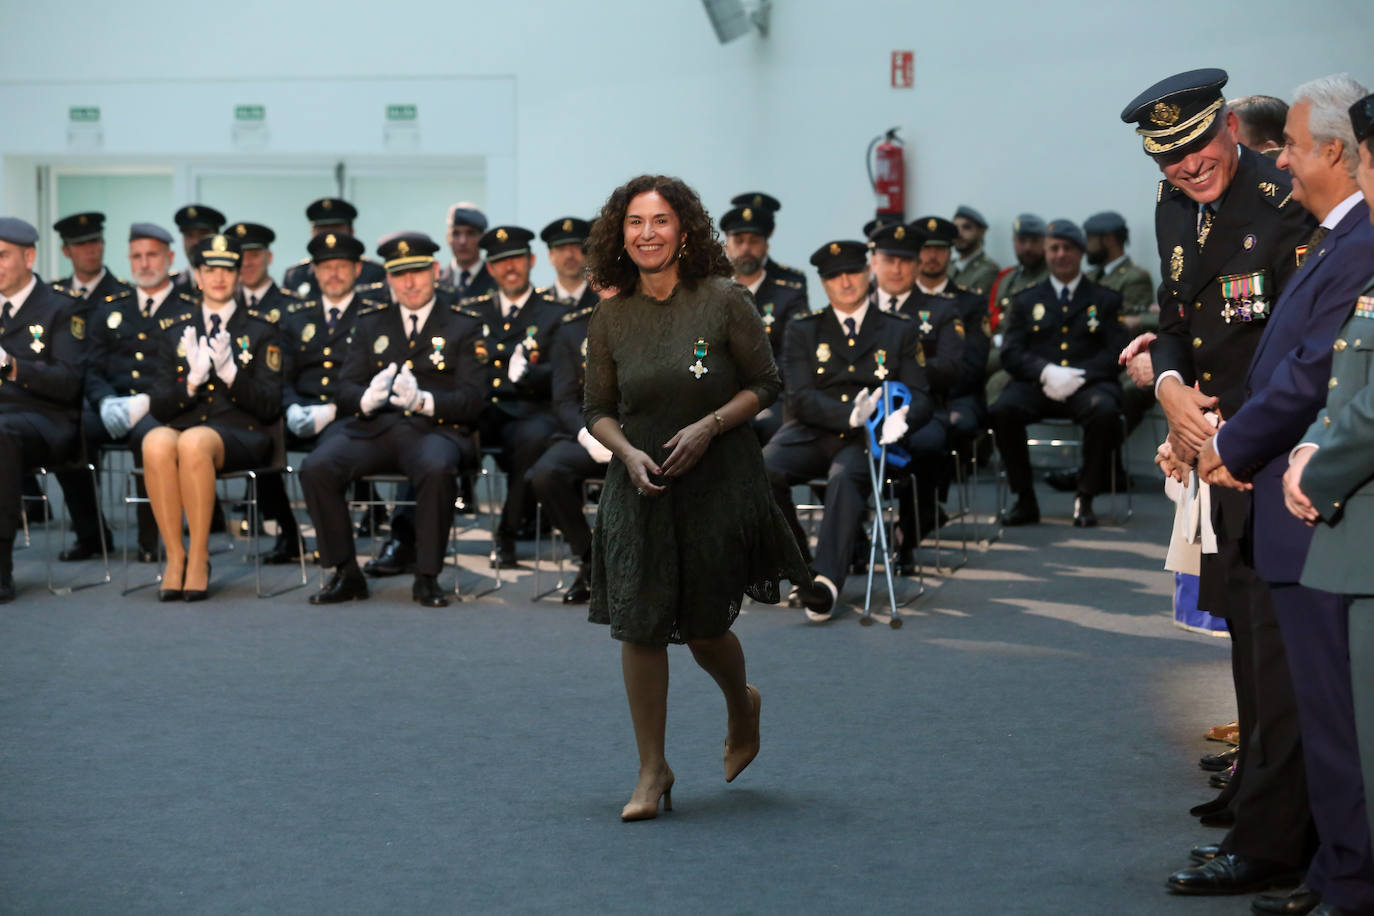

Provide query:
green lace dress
left=583, top=275, right=810, bottom=646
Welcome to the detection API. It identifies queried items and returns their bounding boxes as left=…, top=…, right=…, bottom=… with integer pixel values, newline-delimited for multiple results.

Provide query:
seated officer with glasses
left=299, top=232, right=486, bottom=608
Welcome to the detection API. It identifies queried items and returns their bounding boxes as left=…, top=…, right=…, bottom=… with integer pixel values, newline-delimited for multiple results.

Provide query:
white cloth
left=1163, top=412, right=1221, bottom=573
left=914, top=278, right=948, bottom=296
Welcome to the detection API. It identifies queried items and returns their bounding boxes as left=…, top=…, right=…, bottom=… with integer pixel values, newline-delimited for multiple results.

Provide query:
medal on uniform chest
left=690, top=337, right=709, bottom=379
left=762, top=302, right=775, bottom=328
left=236, top=335, right=253, bottom=365
left=579, top=336, right=588, bottom=371
left=1355, top=296, right=1374, bottom=320
left=301, top=323, right=316, bottom=343
left=1087, top=305, right=1099, bottom=333
left=430, top=335, right=446, bottom=369
left=918, top=310, right=933, bottom=335
left=28, top=325, right=44, bottom=353
left=1220, top=272, right=1267, bottom=323
left=524, top=325, right=540, bottom=364
left=1170, top=246, right=1184, bottom=282
left=874, top=349, right=889, bottom=380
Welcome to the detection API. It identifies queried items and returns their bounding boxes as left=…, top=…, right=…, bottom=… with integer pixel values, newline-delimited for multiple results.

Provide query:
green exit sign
left=68, top=106, right=100, bottom=123
left=234, top=105, right=266, bottom=122
left=386, top=104, right=417, bottom=122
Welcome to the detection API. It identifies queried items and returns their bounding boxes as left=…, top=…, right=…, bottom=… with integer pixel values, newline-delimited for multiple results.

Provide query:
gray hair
left=1292, top=74, right=1369, bottom=178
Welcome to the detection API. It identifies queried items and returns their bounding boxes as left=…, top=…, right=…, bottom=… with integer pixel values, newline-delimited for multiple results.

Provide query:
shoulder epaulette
left=291, top=256, right=311, bottom=267
left=246, top=307, right=280, bottom=324
left=286, top=299, right=315, bottom=314
left=50, top=283, right=79, bottom=298
left=1255, top=177, right=1294, bottom=210
left=159, top=311, right=193, bottom=331
left=1156, top=179, right=1185, bottom=204
left=358, top=281, right=387, bottom=292
left=938, top=290, right=956, bottom=299
left=792, top=309, right=823, bottom=321
left=106, top=288, right=134, bottom=303
left=888, top=310, right=911, bottom=320
left=771, top=276, right=804, bottom=290
left=772, top=260, right=803, bottom=275
left=456, top=305, right=485, bottom=320
left=561, top=304, right=596, bottom=324
left=356, top=302, right=389, bottom=317
left=172, top=291, right=196, bottom=304
left=361, top=256, right=383, bottom=265
left=459, top=292, right=495, bottom=307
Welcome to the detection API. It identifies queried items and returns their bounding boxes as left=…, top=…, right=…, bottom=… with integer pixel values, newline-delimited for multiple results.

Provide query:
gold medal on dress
left=430, top=335, right=446, bottom=368
left=1087, top=305, right=1099, bottom=333
left=690, top=338, right=709, bottom=379
left=874, top=349, right=889, bottom=380
left=236, top=335, right=253, bottom=365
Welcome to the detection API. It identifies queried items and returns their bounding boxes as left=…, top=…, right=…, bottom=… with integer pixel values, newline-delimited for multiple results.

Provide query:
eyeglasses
left=1350, top=93, right=1374, bottom=142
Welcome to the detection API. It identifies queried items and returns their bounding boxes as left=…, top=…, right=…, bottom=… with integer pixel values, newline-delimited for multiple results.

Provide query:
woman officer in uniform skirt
left=142, top=234, right=282, bottom=601
left=582, top=175, right=810, bottom=821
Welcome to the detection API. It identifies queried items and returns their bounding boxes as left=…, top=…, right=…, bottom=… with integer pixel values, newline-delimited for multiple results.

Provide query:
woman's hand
left=660, top=418, right=715, bottom=479
left=622, top=448, right=666, bottom=496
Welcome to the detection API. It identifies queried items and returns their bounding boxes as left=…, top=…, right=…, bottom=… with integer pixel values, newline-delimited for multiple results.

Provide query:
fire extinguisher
left=867, top=128, right=906, bottom=218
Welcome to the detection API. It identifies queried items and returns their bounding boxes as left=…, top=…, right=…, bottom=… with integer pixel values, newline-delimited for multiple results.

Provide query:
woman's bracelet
left=712, top=411, right=725, bottom=435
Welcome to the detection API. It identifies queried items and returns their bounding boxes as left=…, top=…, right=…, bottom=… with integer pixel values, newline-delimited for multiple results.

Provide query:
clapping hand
left=360, top=362, right=398, bottom=415
left=208, top=330, right=236, bottom=384
left=388, top=365, right=422, bottom=412
left=509, top=343, right=529, bottom=383
left=183, top=327, right=212, bottom=390
left=879, top=404, right=909, bottom=446
left=847, top=387, right=881, bottom=428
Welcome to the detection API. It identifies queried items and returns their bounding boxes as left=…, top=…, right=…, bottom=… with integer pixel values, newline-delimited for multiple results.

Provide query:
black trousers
left=300, top=426, right=474, bottom=577
left=764, top=423, right=870, bottom=593
left=528, top=438, right=602, bottom=562
left=56, top=409, right=160, bottom=549
left=903, top=413, right=949, bottom=545
left=0, top=411, right=76, bottom=571
left=990, top=379, right=1121, bottom=498
left=751, top=404, right=783, bottom=447
left=478, top=410, right=559, bottom=540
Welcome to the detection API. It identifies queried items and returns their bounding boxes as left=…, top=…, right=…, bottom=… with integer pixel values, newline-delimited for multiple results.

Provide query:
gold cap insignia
left=397, top=240, right=410, bottom=256
left=211, top=235, right=227, bottom=252
left=78, top=215, right=88, bottom=226
left=742, top=208, right=753, bottom=222
left=894, top=226, right=905, bottom=240
left=1013, top=219, right=1021, bottom=232
left=1151, top=102, right=1182, bottom=127
left=188, top=206, right=198, bottom=218
left=753, top=195, right=763, bottom=207
left=326, top=234, right=337, bottom=248
left=561, top=219, right=572, bottom=232
left=235, top=224, right=246, bottom=237
left=927, top=218, right=937, bottom=232
left=322, top=199, right=332, bottom=210
left=496, top=228, right=509, bottom=243
left=829, top=242, right=840, bottom=255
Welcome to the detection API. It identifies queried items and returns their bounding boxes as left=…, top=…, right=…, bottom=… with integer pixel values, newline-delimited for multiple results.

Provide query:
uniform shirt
left=1, top=274, right=39, bottom=317
left=137, top=282, right=176, bottom=318
left=69, top=268, right=106, bottom=300
left=550, top=305, right=595, bottom=436
left=901, top=286, right=966, bottom=396
left=201, top=301, right=237, bottom=337
left=460, top=285, right=566, bottom=414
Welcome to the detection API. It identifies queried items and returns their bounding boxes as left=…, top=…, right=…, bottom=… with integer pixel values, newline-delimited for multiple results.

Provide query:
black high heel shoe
left=183, top=561, right=211, bottom=602
left=157, top=561, right=185, bottom=602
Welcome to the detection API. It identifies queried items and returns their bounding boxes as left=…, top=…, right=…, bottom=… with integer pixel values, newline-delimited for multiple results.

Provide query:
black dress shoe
left=1072, top=496, right=1097, bottom=528
left=1001, top=495, right=1040, bottom=526
left=58, top=539, right=107, bottom=561
left=1209, top=769, right=1232, bottom=789
left=412, top=574, right=451, bottom=608
left=1200, top=746, right=1239, bottom=771
left=1190, top=794, right=1230, bottom=817
left=796, top=579, right=835, bottom=622
left=261, top=534, right=301, bottom=566
left=0, top=571, right=15, bottom=603
left=1252, top=883, right=1320, bottom=915
left=364, top=539, right=415, bottom=577
left=1199, top=809, right=1236, bottom=828
left=309, top=563, right=369, bottom=605
left=893, top=548, right=917, bottom=576
left=1189, top=843, right=1221, bottom=864
left=489, top=537, right=519, bottom=569
left=562, top=568, right=591, bottom=604
left=1166, top=853, right=1302, bottom=895
left=1045, top=467, right=1080, bottom=492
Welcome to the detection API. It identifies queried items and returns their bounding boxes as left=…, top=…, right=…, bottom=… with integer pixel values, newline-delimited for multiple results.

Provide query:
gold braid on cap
left=1136, top=98, right=1225, bottom=154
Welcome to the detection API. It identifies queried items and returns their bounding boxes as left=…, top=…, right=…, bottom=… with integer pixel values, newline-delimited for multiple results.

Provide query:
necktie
left=143, top=297, right=154, bottom=318
left=1197, top=204, right=1215, bottom=248
left=78, top=286, right=88, bottom=299
left=843, top=316, right=857, bottom=342
left=209, top=313, right=221, bottom=338
left=408, top=314, right=419, bottom=343
left=888, top=295, right=898, bottom=312
left=326, top=307, right=340, bottom=334
left=248, top=294, right=258, bottom=310
left=459, top=269, right=471, bottom=295
left=0, top=301, right=10, bottom=334
left=1059, top=285, right=1071, bottom=307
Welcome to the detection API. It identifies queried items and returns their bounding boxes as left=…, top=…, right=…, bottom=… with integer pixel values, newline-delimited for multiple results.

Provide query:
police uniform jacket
left=753, top=267, right=809, bottom=363
left=1001, top=278, right=1128, bottom=385
left=85, top=287, right=197, bottom=407
left=438, top=262, right=497, bottom=301
left=1152, top=146, right=1315, bottom=418
left=1300, top=272, right=1374, bottom=594
left=989, top=262, right=1048, bottom=322
left=56, top=269, right=130, bottom=319
left=946, top=285, right=991, bottom=400
left=950, top=250, right=999, bottom=296
left=0, top=282, right=83, bottom=450
left=278, top=291, right=388, bottom=409
left=460, top=288, right=566, bottom=418
left=550, top=304, right=594, bottom=438
left=149, top=306, right=282, bottom=432
left=335, top=301, right=485, bottom=445
left=236, top=281, right=297, bottom=321
left=900, top=290, right=966, bottom=398
left=780, top=307, right=933, bottom=438
left=282, top=257, right=386, bottom=300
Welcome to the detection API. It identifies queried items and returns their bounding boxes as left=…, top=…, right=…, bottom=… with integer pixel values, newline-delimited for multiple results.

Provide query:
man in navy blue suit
left=1193, top=75, right=1374, bottom=915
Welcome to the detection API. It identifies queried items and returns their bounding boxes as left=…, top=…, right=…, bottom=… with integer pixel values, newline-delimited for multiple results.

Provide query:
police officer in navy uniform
left=437, top=203, right=496, bottom=300
left=57, top=223, right=197, bottom=562
left=299, top=232, right=485, bottom=608
left=1121, top=71, right=1318, bottom=894
left=170, top=204, right=225, bottom=294
left=540, top=217, right=597, bottom=309
left=0, top=218, right=84, bottom=602
left=281, top=198, right=387, bottom=299
left=991, top=219, right=1128, bottom=528
left=52, top=211, right=130, bottom=311
left=720, top=198, right=808, bottom=444
left=763, top=240, right=933, bottom=621
left=225, top=222, right=297, bottom=318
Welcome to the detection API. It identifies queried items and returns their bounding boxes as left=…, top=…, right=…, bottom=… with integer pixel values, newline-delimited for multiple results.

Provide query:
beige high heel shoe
left=724, top=684, right=761, bottom=782
left=621, top=772, right=675, bottom=822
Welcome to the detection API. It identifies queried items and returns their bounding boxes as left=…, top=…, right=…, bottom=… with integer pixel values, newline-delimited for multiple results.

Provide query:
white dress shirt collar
left=321, top=292, right=355, bottom=314
left=136, top=282, right=175, bottom=317
left=831, top=299, right=871, bottom=335
left=1049, top=274, right=1082, bottom=301
left=498, top=286, right=534, bottom=317
left=72, top=267, right=106, bottom=298
left=399, top=298, right=436, bottom=339
left=554, top=279, right=588, bottom=303
left=875, top=287, right=912, bottom=312
left=2, top=274, right=38, bottom=315
left=202, top=299, right=236, bottom=334
left=915, top=277, right=949, bottom=296
left=1322, top=190, right=1365, bottom=230
left=1102, top=255, right=1128, bottom=277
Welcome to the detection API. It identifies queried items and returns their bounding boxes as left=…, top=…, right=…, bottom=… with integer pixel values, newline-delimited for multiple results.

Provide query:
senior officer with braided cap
left=282, top=198, right=387, bottom=299
left=1120, top=68, right=1316, bottom=897
left=764, top=240, right=932, bottom=621
left=299, top=232, right=485, bottom=608
left=991, top=219, right=1127, bottom=528
left=0, top=217, right=84, bottom=602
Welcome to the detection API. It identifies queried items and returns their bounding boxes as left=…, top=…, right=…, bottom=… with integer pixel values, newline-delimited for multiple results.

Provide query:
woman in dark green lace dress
left=583, top=175, right=810, bottom=821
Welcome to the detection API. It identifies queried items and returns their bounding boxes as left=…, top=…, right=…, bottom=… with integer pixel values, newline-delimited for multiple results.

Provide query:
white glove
left=847, top=387, right=881, bottom=428
left=0, top=344, right=9, bottom=368
left=1040, top=364, right=1087, bottom=402
left=577, top=426, right=613, bottom=464
left=208, top=330, right=236, bottom=386
left=509, top=343, right=529, bottom=383
left=388, top=365, right=422, bottom=411
left=313, top=403, right=338, bottom=434
left=285, top=403, right=314, bottom=438
left=360, top=362, right=398, bottom=415
left=99, top=396, right=131, bottom=439
left=126, top=393, right=150, bottom=428
left=879, top=404, right=910, bottom=446
left=184, top=327, right=212, bottom=391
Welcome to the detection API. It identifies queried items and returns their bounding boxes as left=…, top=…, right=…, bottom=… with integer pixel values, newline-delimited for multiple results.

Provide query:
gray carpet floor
left=1, top=481, right=1256, bottom=915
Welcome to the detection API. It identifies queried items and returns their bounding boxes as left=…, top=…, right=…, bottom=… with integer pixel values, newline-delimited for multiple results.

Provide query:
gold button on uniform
left=134, top=352, right=144, bottom=361
left=1193, top=337, right=1202, bottom=348
left=322, top=360, right=333, bottom=368
left=137, top=332, right=147, bottom=340
left=1202, top=371, right=1212, bottom=381
left=1194, top=301, right=1202, bottom=311
left=1060, top=342, right=1068, bottom=351
left=494, top=360, right=503, bottom=368
left=1060, top=359, right=1069, bottom=366
left=1334, top=339, right=1348, bottom=351
left=847, top=365, right=855, bottom=372
left=322, top=347, right=331, bottom=356
left=840, top=394, right=850, bottom=402
left=1329, top=377, right=1339, bottom=389
left=131, top=370, right=140, bottom=379
left=493, top=378, right=502, bottom=388
left=321, top=377, right=330, bottom=386
left=1061, top=325, right=1068, bottom=332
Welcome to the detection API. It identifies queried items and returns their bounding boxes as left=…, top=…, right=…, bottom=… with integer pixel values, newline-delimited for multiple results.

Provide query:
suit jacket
left=335, top=300, right=485, bottom=445
left=754, top=262, right=810, bottom=365
left=1294, top=271, right=1374, bottom=594
left=550, top=303, right=594, bottom=437
left=148, top=306, right=282, bottom=432
left=779, top=307, right=933, bottom=442
left=282, top=257, right=387, bottom=300
left=1151, top=146, right=1315, bottom=418
left=85, top=287, right=198, bottom=407
left=1214, top=200, right=1374, bottom=583
left=897, top=290, right=965, bottom=399
left=460, top=287, right=566, bottom=419
left=1000, top=278, right=1128, bottom=385
left=0, top=281, right=84, bottom=450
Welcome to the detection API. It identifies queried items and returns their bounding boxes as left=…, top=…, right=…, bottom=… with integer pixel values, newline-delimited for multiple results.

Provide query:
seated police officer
left=226, top=222, right=297, bottom=317
left=299, top=232, right=485, bottom=607
left=52, top=211, right=130, bottom=309
left=764, top=240, right=932, bottom=621
left=282, top=198, right=386, bottom=299
left=541, top=217, right=597, bottom=308
left=990, top=219, right=1127, bottom=527
left=438, top=203, right=496, bottom=300
left=170, top=204, right=225, bottom=294
left=529, top=282, right=616, bottom=604
left=0, top=218, right=84, bottom=602
left=58, top=222, right=196, bottom=562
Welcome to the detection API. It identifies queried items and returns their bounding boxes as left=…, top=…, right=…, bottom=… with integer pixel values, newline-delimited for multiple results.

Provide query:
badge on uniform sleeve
left=874, top=349, right=889, bottom=380
left=374, top=335, right=389, bottom=354
left=265, top=345, right=281, bottom=372
left=1031, top=303, right=1045, bottom=322
left=1087, top=305, right=1099, bottom=333
left=429, top=335, right=446, bottom=369
left=107, top=311, right=123, bottom=330
left=690, top=338, right=709, bottom=379
left=236, top=335, right=253, bottom=365
left=28, top=325, right=44, bottom=353
left=301, top=323, right=316, bottom=343
left=816, top=342, right=831, bottom=363
left=70, top=316, right=85, bottom=340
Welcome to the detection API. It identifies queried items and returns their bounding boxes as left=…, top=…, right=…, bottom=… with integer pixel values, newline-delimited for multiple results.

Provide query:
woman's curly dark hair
left=585, top=174, right=733, bottom=295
